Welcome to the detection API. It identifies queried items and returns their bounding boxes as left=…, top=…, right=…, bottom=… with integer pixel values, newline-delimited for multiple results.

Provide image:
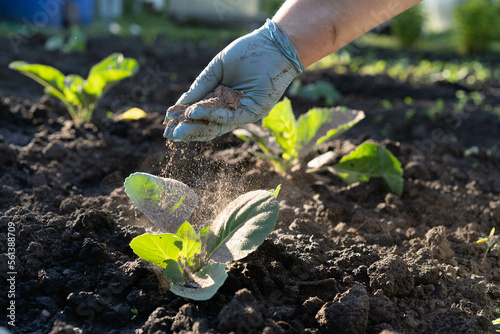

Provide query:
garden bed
left=1, top=34, right=500, bottom=334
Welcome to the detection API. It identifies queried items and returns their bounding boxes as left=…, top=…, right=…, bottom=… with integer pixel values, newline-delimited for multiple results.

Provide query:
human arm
left=274, top=0, right=422, bottom=67
left=164, top=0, right=422, bottom=142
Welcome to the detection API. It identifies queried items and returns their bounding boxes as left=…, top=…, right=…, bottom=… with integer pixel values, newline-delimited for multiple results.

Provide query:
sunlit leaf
left=85, top=53, right=139, bottom=96
left=124, top=172, right=199, bottom=232
left=176, top=222, right=201, bottom=260
left=270, top=184, right=281, bottom=198
left=114, top=108, right=147, bottom=122
left=331, top=142, right=403, bottom=196
left=262, top=98, right=297, bottom=159
left=206, top=190, right=279, bottom=262
left=129, top=233, right=182, bottom=267
left=9, top=61, right=65, bottom=95
left=297, top=107, right=365, bottom=158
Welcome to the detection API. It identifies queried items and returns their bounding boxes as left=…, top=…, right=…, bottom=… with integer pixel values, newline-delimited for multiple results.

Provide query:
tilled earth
left=0, top=34, right=500, bottom=334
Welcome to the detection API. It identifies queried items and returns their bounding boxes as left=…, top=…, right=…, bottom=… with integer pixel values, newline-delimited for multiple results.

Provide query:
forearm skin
left=274, top=0, right=422, bottom=67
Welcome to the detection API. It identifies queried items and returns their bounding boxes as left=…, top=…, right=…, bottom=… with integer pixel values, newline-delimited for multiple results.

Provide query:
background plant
left=427, top=98, right=446, bottom=119
left=44, top=25, right=87, bottom=54
left=288, top=79, right=342, bottom=107
left=390, top=3, right=424, bottom=48
left=308, top=142, right=404, bottom=196
left=124, top=172, right=280, bottom=300
left=234, top=98, right=365, bottom=174
left=309, top=50, right=498, bottom=87
left=454, top=0, right=499, bottom=53
left=9, top=53, right=139, bottom=122
left=476, top=228, right=500, bottom=264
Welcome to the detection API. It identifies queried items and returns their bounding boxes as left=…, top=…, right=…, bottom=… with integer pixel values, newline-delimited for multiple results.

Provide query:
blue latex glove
left=164, top=19, right=304, bottom=142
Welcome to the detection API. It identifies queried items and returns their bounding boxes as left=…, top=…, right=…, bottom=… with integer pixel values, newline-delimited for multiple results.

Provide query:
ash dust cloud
left=160, top=85, right=257, bottom=229
left=161, top=139, right=251, bottom=230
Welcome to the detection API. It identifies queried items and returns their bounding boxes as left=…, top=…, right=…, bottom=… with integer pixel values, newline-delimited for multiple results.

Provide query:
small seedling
left=404, top=109, right=416, bottom=120
left=9, top=53, right=139, bottom=122
left=493, top=318, right=500, bottom=332
left=381, top=99, right=393, bottom=110
left=404, top=97, right=414, bottom=105
left=308, top=142, right=404, bottom=196
left=44, top=25, right=87, bottom=54
left=124, top=172, right=280, bottom=301
left=111, top=108, right=147, bottom=122
left=476, top=228, right=500, bottom=264
left=493, top=310, right=500, bottom=332
left=234, top=97, right=364, bottom=174
left=130, top=307, right=138, bottom=320
left=427, top=98, right=446, bottom=119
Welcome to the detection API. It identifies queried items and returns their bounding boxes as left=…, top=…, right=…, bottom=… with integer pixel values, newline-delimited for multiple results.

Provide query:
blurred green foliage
left=390, top=4, right=424, bottom=47
left=309, top=49, right=500, bottom=87
left=288, top=80, right=341, bottom=106
left=454, top=0, right=500, bottom=53
left=260, top=0, right=285, bottom=15
left=44, top=25, right=87, bottom=53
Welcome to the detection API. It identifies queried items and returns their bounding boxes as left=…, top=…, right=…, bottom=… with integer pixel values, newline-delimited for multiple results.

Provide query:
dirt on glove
left=165, top=85, right=245, bottom=128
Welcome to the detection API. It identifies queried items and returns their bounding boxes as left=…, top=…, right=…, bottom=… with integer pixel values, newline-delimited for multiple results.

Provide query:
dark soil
left=1, top=33, right=500, bottom=334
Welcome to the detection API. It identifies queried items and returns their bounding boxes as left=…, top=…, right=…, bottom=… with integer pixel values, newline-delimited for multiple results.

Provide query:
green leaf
left=233, top=124, right=287, bottom=175
left=297, top=107, right=365, bottom=158
left=296, top=108, right=333, bottom=149
left=163, top=259, right=184, bottom=283
left=44, top=86, right=69, bottom=104
left=124, top=172, right=199, bottom=232
left=63, top=74, right=85, bottom=106
left=113, top=107, right=147, bottom=122
left=270, top=184, right=281, bottom=198
left=129, top=233, right=183, bottom=267
left=315, top=107, right=365, bottom=146
left=169, top=263, right=228, bottom=301
left=175, top=222, right=201, bottom=260
left=9, top=54, right=138, bottom=123
left=199, top=225, right=210, bottom=239
left=9, top=61, right=65, bottom=98
left=63, top=25, right=87, bottom=53
left=262, top=98, right=297, bottom=159
left=85, top=53, right=139, bottom=97
left=331, top=142, right=403, bottom=196
left=206, top=190, right=279, bottom=262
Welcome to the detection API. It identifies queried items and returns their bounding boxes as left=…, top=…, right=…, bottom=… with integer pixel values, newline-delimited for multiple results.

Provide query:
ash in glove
left=164, top=0, right=422, bottom=142
left=163, top=20, right=303, bottom=142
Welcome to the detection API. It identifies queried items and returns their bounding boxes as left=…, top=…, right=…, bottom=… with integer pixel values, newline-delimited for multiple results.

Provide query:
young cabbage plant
left=308, top=142, right=404, bottom=196
left=476, top=228, right=500, bottom=264
left=9, top=53, right=139, bottom=122
left=124, top=172, right=280, bottom=301
left=234, top=97, right=365, bottom=175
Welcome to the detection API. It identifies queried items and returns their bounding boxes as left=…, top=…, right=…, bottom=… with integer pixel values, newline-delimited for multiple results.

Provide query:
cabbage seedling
left=476, top=228, right=499, bottom=264
left=493, top=317, right=500, bottom=332
left=124, top=172, right=280, bottom=301
left=308, top=142, right=404, bottom=196
left=9, top=53, right=139, bottom=122
left=234, top=97, right=365, bottom=174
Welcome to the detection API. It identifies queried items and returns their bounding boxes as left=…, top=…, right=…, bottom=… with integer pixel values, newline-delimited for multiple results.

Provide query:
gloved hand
left=163, top=19, right=304, bottom=142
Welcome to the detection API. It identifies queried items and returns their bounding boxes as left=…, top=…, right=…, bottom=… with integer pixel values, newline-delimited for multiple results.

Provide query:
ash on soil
left=0, top=34, right=499, bottom=334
